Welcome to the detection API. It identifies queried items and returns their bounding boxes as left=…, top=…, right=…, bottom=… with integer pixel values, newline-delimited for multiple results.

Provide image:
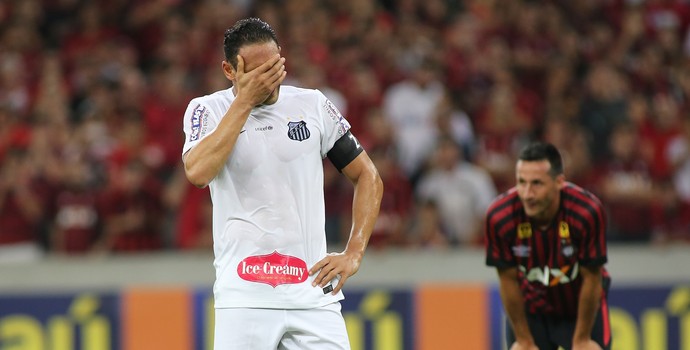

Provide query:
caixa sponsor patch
left=189, top=104, right=207, bottom=141
left=520, top=263, right=579, bottom=286
left=237, top=251, right=308, bottom=287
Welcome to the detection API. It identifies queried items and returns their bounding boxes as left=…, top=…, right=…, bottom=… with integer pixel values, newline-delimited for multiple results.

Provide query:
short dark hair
left=223, top=17, right=278, bottom=69
left=518, top=142, right=564, bottom=177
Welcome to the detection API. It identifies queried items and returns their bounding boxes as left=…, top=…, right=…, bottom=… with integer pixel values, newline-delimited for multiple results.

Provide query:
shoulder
left=562, top=182, right=604, bottom=209
left=191, top=88, right=233, bottom=103
left=187, top=89, right=234, bottom=113
left=486, top=188, right=520, bottom=223
left=280, top=85, right=325, bottom=102
left=561, top=182, right=605, bottom=220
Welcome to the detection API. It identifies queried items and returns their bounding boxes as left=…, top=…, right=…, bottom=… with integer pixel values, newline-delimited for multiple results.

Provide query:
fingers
left=308, top=259, right=325, bottom=277
left=310, top=257, right=335, bottom=287
left=310, top=255, right=354, bottom=295
left=237, top=55, right=245, bottom=73
left=246, top=53, right=282, bottom=76
left=262, top=56, right=286, bottom=89
left=331, top=274, right=348, bottom=295
left=234, top=53, right=285, bottom=106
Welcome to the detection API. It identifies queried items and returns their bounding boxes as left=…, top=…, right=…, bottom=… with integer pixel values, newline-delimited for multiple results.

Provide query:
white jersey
left=182, top=86, right=351, bottom=309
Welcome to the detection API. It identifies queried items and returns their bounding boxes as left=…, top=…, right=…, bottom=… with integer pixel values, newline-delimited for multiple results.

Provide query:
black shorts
left=504, top=297, right=612, bottom=350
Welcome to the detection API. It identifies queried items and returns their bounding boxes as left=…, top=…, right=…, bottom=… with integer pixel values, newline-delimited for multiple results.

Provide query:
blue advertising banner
left=0, top=292, right=120, bottom=350
left=608, top=285, right=690, bottom=350
left=488, top=285, right=505, bottom=350
left=189, top=287, right=415, bottom=350
left=340, top=289, right=415, bottom=350
left=488, top=284, right=690, bottom=350
left=1, top=284, right=687, bottom=350
left=192, top=288, right=213, bottom=350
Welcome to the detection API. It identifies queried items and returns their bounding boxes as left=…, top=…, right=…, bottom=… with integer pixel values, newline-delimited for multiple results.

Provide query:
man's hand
left=510, top=342, right=539, bottom=350
left=234, top=53, right=285, bottom=107
left=309, top=251, right=363, bottom=295
left=572, top=339, right=603, bottom=350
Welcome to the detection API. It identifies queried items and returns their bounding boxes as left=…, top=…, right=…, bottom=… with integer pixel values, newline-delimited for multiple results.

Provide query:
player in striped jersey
left=485, top=142, right=611, bottom=350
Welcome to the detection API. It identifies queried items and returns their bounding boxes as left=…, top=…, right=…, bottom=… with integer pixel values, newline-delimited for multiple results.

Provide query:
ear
left=221, top=60, right=235, bottom=81
left=555, top=173, right=566, bottom=188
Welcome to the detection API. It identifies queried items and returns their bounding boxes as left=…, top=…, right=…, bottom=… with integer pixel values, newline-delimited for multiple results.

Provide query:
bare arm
left=310, top=151, right=383, bottom=294
left=497, top=267, right=538, bottom=350
left=183, top=54, right=286, bottom=187
left=572, top=265, right=604, bottom=350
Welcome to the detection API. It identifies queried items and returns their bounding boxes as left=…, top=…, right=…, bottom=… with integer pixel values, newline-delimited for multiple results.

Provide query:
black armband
left=327, top=131, right=363, bottom=172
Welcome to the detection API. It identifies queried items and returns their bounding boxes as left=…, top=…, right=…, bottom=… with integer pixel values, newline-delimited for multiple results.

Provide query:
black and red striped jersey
left=485, top=182, right=610, bottom=318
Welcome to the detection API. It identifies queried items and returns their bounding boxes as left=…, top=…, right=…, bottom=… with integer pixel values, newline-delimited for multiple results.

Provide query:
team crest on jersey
left=287, top=120, right=310, bottom=141
left=559, top=221, right=570, bottom=238
left=559, top=221, right=574, bottom=257
left=517, top=222, right=532, bottom=239
left=237, top=251, right=308, bottom=288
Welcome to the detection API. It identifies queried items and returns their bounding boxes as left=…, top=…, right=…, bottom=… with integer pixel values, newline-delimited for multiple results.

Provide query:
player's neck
left=532, top=196, right=561, bottom=231
left=532, top=218, right=553, bottom=231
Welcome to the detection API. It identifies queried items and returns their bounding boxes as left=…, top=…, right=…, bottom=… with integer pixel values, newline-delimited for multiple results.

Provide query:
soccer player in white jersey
left=181, top=17, right=383, bottom=349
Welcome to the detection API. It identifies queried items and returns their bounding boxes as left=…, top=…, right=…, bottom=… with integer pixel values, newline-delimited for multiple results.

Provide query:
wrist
left=572, top=335, right=592, bottom=344
left=343, top=243, right=365, bottom=260
left=232, top=95, right=255, bottom=110
left=515, top=338, right=535, bottom=346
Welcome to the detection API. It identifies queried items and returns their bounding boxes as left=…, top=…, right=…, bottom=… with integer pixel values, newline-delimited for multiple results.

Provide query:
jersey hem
left=213, top=295, right=344, bottom=310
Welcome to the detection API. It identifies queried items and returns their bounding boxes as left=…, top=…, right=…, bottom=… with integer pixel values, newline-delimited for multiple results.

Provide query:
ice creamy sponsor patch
left=237, top=251, right=308, bottom=287
left=189, top=104, right=208, bottom=141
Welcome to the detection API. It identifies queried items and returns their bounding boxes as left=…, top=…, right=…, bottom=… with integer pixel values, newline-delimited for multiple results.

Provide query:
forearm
left=573, top=266, right=602, bottom=342
left=184, top=100, right=253, bottom=187
left=498, top=268, right=534, bottom=345
left=343, top=165, right=383, bottom=257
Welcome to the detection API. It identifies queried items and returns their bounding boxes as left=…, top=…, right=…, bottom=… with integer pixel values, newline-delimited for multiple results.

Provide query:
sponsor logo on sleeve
left=189, top=104, right=207, bottom=141
left=324, top=100, right=350, bottom=135
left=237, top=251, right=308, bottom=287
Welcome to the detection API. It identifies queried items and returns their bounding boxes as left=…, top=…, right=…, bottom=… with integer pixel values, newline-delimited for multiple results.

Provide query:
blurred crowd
left=1, top=0, right=689, bottom=259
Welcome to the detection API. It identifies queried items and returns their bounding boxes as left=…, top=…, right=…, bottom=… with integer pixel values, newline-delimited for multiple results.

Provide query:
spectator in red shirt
left=595, top=122, right=656, bottom=242
left=0, top=148, right=48, bottom=260
left=367, top=147, right=414, bottom=249
left=50, top=155, right=102, bottom=254
left=142, top=64, right=193, bottom=177
left=97, top=159, right=164, bottom=253
left=639, top=92, right=683, bottom=181
left=651, top=180, right=690, bottom=245
left=163, top=167, right=212, bottom=251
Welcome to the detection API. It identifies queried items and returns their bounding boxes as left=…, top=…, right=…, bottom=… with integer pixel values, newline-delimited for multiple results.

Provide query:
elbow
left=184, top=165, right=210, bottom=188
left=360, top=159, right=383, bottom=201
left=371, top=169, right=384, bottom=202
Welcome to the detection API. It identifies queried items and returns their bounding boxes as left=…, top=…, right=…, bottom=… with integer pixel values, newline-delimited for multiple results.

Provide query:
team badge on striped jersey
left=287, top=120, right=310, bottom=141
left=559, top=221, right=570, bottom=238
left=518, top=222, right=532, bottom=239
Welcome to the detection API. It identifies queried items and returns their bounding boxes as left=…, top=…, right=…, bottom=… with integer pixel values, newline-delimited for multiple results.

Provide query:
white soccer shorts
left=214, top=302, right=351, bottom=350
